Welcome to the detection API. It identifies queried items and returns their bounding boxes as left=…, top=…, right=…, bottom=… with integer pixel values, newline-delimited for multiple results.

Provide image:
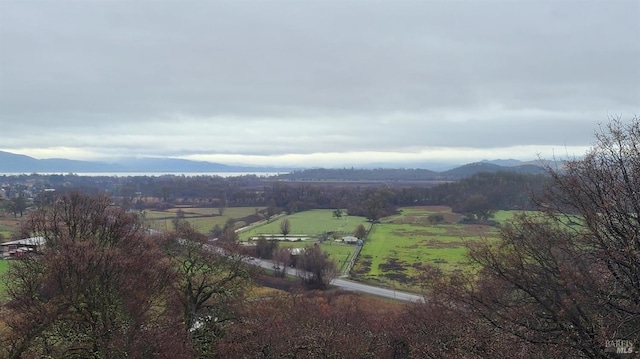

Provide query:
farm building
left=0, top=236, right=45, bottom=258
left=341, top=236, right=362, bottom=245
left=288, top=247, right=305, bottom=267
left=248, top=234, right=311, bottom=242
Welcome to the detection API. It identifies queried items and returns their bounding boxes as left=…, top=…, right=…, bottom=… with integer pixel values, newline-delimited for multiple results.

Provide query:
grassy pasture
left=493, top=210, right=543, bottom=224
left=353, top=206, right=502, bottom=290
left=0, top=218, right=20, bottom=240
left=274, top=240, right=357, bottom=273
left=238, top=210, right=366, bottom=273
left=144, top=207, right=264, bottom=234
left=0, top=260, right=9, bottom=275
left=0, top=260, right=10, bottom=295
left=238, top=210, right=369, bottom=240
left=493, top=210, right=583, bottom=228
left=320, top=242, right=358, bottom=273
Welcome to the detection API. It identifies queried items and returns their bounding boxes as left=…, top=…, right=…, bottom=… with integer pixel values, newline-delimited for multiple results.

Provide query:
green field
left=353, top=206, right=502, bottom=290
left=274, top=240, right=357, bottom=273
left=144, top=207, right=264, bottom=234
left=238, top=209, right=367, bottom=274
left=239, top=210, right=370, bottom=240
left=0, top=260, right=10, bottom=294
left=492, top=210, right=543, bottom=224
left=0, top=260, right=9, bottom=275
left=0, top=219, right=19, bottom=240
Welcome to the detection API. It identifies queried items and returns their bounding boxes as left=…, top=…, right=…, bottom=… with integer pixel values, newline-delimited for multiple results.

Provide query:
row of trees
left=3, top=167, right=548, bottom=220
left=2, top=194, right=27, bottom=217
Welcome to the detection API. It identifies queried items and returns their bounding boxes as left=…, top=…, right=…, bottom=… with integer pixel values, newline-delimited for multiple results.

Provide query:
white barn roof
left=0, top=237, right=46, bottom=246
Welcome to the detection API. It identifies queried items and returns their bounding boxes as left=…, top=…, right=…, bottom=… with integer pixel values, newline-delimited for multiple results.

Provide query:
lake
left=0, top=172, right=287, bottom=178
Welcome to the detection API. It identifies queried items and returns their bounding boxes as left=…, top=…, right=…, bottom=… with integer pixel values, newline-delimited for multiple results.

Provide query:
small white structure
left=249, top=234, right=311, bottom=242
left=289, top=248, right=304, bottom=256
left=342, top=236, right=359, bottom=244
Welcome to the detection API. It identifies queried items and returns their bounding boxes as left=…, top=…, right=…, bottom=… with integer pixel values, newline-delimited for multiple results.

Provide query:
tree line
left=2, top=165, right=548, bottom=221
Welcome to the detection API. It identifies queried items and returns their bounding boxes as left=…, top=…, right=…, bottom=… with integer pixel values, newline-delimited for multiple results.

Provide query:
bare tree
left=218, top=218, right=238, bottom=242
left=266, top=200, right=277, bottom=222
left=280, top=218, right=291, bottom=240
left=162, top=220, right=252, bottom=358
left=457, top=194, right=494, bottom=221
left=353, top=223, right=368, bottom=240
left=272, top=247, right=291, bottom=278
left=2, top=192, right=190, bottom=359
left=255, top=236, right=277, bottom=259
left=439, top=117, right=640, bottom=358
left=297, top=243, right=337, bottom=289
left=218, top=195, right=227, bottom=216
left=214, top=292, right=394, bottom=358
left=427, top=213, right=445, bottom=225
left=7, top=194, right=27, bottom=218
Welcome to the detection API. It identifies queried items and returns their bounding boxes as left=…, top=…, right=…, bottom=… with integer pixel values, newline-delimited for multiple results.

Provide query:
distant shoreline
left=0, top=171, right=287, bottom=178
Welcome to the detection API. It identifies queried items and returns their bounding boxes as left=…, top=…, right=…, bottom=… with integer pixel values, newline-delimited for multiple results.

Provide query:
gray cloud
left=0, top=0, right=638, bottom=165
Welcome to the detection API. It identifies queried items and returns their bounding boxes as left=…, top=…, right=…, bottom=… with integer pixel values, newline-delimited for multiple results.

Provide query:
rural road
left=206, top=243, right=425, bottom=303
left=331, top=277, right=424, bottom=302
left=248, top=257, right=425, bottom=303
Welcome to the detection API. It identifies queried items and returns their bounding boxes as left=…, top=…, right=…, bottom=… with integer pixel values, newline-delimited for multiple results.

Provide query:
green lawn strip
left=239, top=210, right=369, bottom=240
left=0, top=260, right=10, bottom=295
left=0, top=260, right=9, bottom=275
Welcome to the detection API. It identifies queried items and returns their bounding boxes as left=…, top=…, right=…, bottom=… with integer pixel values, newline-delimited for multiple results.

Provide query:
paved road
left=248, top=257, right=424, bottom=303
left=330, top=277, right=424, bottom=302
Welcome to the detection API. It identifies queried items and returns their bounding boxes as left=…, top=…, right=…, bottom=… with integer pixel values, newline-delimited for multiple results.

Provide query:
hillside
left=278, top=162, right=548, bottom=181
left=0, top=151, right=284, bottom=173
left=0, top=150, right=549, bottom=180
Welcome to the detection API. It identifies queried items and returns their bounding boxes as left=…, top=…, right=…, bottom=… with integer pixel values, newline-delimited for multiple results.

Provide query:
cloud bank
left=1, top=0, right=638, bottom=167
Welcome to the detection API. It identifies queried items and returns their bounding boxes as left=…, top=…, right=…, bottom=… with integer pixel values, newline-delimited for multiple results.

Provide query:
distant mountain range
left=0, top=151, right=288, bottom=173
left=278, top=160, right=548, bottom=181
left=0, top=150, right=550, bottom=178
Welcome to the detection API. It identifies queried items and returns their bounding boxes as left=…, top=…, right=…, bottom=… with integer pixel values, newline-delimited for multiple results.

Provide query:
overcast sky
left=1, top=0, right=638, bottom=167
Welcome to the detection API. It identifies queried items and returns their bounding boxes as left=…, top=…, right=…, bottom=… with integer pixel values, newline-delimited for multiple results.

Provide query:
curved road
left=249, top=257, right=424, bottom=303
left=330, top=277, right=424, bottom=302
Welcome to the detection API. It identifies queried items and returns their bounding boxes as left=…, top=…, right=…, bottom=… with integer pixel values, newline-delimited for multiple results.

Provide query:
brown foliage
left=2, top=191, right=191, bottom=359
left=354, top=223, right=368, bottom=239
left=214, top=291, right=401, bottom=358
left=296, top=243, right=337, bottom=289
left=428, top=117, right=640, bottom=358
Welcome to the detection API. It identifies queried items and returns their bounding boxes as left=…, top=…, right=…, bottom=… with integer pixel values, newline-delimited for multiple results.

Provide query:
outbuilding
left=0, top=236, right=45, bottom=258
